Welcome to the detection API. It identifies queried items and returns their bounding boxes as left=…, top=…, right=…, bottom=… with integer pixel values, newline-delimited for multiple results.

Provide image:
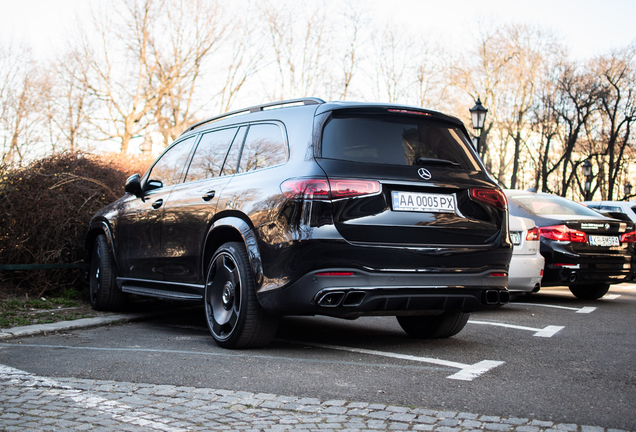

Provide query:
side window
left=238, top=124, right=287, bottom=173
left=186, top=128, right=238, bottom=182
left=147, top=136, right=196, bottom=189
left=221, top=126, right=247, bottom=176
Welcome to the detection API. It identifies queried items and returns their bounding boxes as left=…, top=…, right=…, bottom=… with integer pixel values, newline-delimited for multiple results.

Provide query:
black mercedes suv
left=85, top=98, right=512, bottom=348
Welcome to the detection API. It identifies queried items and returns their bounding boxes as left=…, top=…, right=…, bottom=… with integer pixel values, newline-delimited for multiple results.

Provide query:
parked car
left=505, top=190, right=635, bottom=300
left=508, top=215, right=544, bottom=297
left=584, top=200, right=636, bottom=223
left=85, top=98, right=513, bottom=348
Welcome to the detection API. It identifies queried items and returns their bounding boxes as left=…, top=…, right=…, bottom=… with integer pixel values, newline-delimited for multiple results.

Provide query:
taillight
left=281, top=179, right=380, bottom=200
left=329, top=180, right=381, bottom=199
left=526, top=227, right=540, bottom=241
left=470, top=188, right=507, bottom=210
left=540, top=225, right=587, bottom=243
left=621, top=231, right=636, bottom=243
left=280, top=179, right=330, bottom=200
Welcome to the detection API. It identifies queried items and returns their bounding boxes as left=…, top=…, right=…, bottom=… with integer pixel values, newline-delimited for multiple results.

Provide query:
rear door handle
left=202, top=191, right=216, bottom=202
left=152, top=199, right=164, bottom=209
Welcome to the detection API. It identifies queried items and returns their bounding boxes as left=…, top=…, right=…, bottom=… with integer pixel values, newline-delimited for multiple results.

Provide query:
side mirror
left=124, top=174, right=142, bottom=196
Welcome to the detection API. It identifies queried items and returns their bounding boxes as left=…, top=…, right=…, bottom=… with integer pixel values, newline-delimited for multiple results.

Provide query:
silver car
left=584, top=200, right=636, bottom=223
left=508, top=215, right=544, bottom=297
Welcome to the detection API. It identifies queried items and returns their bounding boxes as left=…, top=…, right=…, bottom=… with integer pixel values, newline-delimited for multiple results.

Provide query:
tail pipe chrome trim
left=317, top=291, right=345, bottom=307
left=485, top=289, right=509, bottom=305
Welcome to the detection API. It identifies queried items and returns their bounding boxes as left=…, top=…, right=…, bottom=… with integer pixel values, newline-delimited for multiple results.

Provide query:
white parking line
left=519, top=303, right=597, bottom=314
left=538, top=290, right=622, bottom=300
left=468, top=320, right=564, bottom=337
left=618, top=284, right=636, bottom=290
left=296, top=341, right=504, bottom=381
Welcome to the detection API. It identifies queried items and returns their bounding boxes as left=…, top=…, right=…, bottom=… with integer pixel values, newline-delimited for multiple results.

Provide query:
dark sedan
left=505, top=190, right=635, bottom=299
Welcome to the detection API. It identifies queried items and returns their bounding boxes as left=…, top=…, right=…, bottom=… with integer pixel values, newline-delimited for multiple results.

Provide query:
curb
left=0, top=312, right=158, bottom=340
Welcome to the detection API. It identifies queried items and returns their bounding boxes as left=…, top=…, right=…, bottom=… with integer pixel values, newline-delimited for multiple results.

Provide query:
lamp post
left=624, top=182, right=633, bottom=200
left=582, top=159, right=593, bottom=201
left=469, top=99, right=488, bottom=154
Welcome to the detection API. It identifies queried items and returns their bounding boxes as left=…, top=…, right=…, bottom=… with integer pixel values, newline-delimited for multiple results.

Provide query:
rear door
left=316, top=109, right=506, bottom=247
left=158, top=126, right=246, bottom=285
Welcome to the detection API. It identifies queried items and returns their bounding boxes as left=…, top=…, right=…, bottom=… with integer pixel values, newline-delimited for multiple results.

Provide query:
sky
left=2, top=0, right=636, bottom=61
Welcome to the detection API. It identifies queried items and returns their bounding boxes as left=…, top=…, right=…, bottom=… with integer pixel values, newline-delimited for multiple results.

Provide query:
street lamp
left=469, top=98, right=488, bottom=153
left=582, top=159, right=593, bottom=200
left=624, top=182, right=633, bottom=199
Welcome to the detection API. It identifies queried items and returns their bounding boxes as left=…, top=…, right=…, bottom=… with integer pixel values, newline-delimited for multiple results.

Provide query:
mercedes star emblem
left=418, top=168, right=432, bottom=180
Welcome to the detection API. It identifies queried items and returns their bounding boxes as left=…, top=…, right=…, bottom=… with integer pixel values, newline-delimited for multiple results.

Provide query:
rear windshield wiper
left=415, top=157, right=460, bottom=167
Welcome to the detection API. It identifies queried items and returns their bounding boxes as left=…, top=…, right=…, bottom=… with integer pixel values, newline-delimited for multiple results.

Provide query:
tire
left=204, top=242, right=279, bottom=349
left=397, top=311, right=469, bottom=339
left=569, top=283, right=610, bottom=300
left=89, top=234, right=127, bottom=311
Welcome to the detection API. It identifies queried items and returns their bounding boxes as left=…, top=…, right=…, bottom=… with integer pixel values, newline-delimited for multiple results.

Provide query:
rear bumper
left=257, top=268, right=509, bottom=317
left=542, top=258, right=632, bottom=286
left=508, top=254, right=544, bottom=293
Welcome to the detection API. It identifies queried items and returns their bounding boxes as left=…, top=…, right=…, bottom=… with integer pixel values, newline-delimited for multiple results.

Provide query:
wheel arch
left=203, top=216, right=264, bottom=289
left=84, top=220, right=117, bottom=282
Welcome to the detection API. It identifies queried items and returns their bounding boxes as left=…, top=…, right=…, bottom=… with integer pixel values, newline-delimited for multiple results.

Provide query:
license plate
left=391, top=191, right=455, bottom=213
left=589, top=235, right=620, bottom=247
left=510, top=232, right=521, bottom=245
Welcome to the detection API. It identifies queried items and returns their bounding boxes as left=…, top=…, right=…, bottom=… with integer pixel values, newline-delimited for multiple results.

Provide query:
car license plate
left=510, top=232, right=521, bottom=245
left=589, top=235, right=620, bottom=247
left=391, top=191, right=455, bottom=213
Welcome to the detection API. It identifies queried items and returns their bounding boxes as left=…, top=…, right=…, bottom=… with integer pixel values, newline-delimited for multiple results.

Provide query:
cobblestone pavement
left=0, top=365, right=629, bottom=432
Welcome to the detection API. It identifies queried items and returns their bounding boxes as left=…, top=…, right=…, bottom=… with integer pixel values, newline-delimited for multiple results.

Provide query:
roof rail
left=182, top=97, right=326, bottom=135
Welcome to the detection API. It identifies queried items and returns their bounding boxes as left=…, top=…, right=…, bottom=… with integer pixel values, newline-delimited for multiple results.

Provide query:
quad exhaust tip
left=485, top=290, right=509, bottom=305
left=317, top=291, right=345, bottom=307
left=317, top=291, right=366, bottom=307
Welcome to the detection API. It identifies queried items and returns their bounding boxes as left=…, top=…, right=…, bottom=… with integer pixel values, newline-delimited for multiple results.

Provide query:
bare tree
left=0, top=41, right=42, bottom=166
left=370, top=25, right=414, bottom=103
left=153, top=0, right=230, bottom=147
left=40, top=51, right=94, bottom=153
left=260, top=0, right=333, bottom=100
left=588, top=45, right=636, bottom=200
left=337, top=3, right=365, bottom=101
left=451, top=23, right=563, bottom=188
left=71, top=0, right=229, bottom=153
left=213, top=14, right=263, bottom=114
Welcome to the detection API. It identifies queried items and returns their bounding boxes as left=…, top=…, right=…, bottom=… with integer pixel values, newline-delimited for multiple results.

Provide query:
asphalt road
left=1, top=284, right=635, bottom=430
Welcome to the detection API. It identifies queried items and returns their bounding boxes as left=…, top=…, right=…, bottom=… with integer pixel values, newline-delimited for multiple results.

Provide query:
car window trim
left=143, top=134, right=200, bottom=191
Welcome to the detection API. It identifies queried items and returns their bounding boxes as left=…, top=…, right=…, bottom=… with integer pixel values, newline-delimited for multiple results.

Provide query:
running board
left=121, top=285, right=203, bottom=301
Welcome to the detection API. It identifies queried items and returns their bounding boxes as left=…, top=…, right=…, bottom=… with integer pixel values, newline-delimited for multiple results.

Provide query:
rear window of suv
left=321, top=111, right=481, bottom=170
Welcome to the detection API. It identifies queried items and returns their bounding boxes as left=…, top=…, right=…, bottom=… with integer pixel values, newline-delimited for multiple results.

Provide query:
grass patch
left=0, top=292, right=97, bottom=329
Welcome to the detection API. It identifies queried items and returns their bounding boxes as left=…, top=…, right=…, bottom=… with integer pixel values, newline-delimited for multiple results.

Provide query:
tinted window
left=321, top=112, right=480, bottom=170
left=509, top=194, right=601, bottom=217
left=147, top=136, right=196, bottom=188
left=186, top=128, right=238, bottom=182
left=221, top=126, right=247, bottom=176
left=600, top=205, right=623, bottom=212
left=238, top=124, right=287, bottom=173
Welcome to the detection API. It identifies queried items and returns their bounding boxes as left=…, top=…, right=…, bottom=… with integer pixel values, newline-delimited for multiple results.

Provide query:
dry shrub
left=0, top=151, right=154, bottom=296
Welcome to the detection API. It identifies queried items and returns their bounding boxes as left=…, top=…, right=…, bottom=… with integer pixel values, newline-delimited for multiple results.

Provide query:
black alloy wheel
left=89, top=234, right=126, bottom=311
left=204, top=242, right=279, bottom=349
left=397, top=310, right=469, bottom=339
left=569, top=283, right=610, bottom=300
